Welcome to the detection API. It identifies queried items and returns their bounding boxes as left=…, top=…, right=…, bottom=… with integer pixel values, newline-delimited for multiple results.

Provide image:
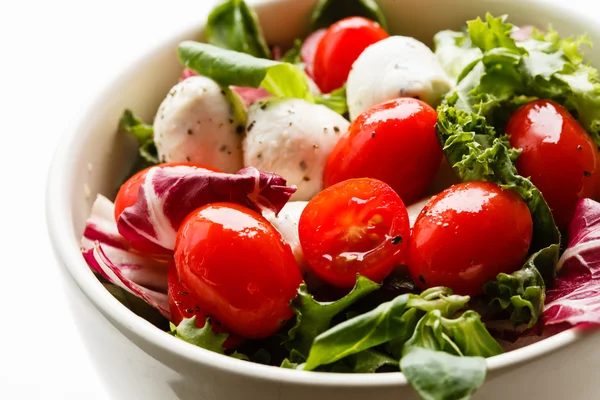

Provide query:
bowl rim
left=46, top=0, right=594, bottom=388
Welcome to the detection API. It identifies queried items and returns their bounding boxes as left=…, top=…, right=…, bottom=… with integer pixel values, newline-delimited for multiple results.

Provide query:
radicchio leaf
left=117, top=165, right=296, bottom=252
left=544, top=198, right=600, bottom=326
left=81, top=195, right=171, bottom=318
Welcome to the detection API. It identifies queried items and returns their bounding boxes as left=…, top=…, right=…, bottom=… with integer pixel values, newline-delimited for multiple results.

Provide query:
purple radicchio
left=81, top=195, right=171, bottom=318
left=544, top=198, right=600, bottom=326
left=117, top=165, right=296, bottom=253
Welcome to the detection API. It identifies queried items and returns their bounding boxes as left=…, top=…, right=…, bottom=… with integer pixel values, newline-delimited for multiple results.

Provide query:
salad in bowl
left=78, top=0, right=600, bottom=399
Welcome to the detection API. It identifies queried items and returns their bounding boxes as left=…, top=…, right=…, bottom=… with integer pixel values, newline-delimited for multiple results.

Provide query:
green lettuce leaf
left=434, top=30, right=482, bottom=83
left=172, top=317, right=227, bottom=354
left=285, top=276, right=380, bottom=358
left=280, top=39, right=303, bottom=64
left=315, top=86, right=349, bottom=116
left=178, top=41, right=314, bottom=102
left=400, top=310, right=502, bottom=400
left=310, top=0, right=388, bottom=32
left=436, top=104, right=560, bottom=327
left=206, top=0, right=271, bottom=59
left=119, top=109, right=158, bottom=165
left=351, top=349, right=399, bottom=373
left=303, top=287, right=470, bottom=371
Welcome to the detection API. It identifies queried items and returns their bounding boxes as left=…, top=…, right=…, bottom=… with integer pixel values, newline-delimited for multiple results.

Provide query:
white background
left=0, top=0, right=598, bottom=399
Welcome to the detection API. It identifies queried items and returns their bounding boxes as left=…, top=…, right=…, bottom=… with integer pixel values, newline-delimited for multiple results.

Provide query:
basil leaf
left=286, top=275, right=380, bottom=357
left=119, top=109, right=158, bottom=165
left=401, top=347, right=486, bottom=400
left=315, top=86, right=349, bottom=116
left=206, top=0, right=271, bottom=59
left=172, top=317, right=227, bottom=354
left=303, top=287, right=469, bottom=370
left=310, top=0, right=388, bottom=32
left=178, top=41, right=314, bottom=102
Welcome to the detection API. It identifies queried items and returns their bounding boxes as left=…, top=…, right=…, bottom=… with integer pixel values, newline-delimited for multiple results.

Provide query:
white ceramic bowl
left=47, top=1, right=600, bottom=399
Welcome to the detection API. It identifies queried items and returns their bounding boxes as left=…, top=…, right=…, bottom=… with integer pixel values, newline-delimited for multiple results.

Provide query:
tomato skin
left=408, top=181, right=533, bottom=296
left=114, top=162, right=218, bottom=254
left=313, top=17, right=388, bottom=93
left=324, top=98, right=442, bottom=205
left=167, top=262, right=243, bottom=349
left=506, top=99, right=600, bottom=231
left=174, top=203, right=302, bottom=339
left=301, top=29, right=327, bottom=79
left=299, top=178, right=410, bottom=288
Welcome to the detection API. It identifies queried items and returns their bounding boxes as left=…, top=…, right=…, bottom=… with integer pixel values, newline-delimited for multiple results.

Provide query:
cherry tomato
left=298, top=178, right=410, bottom=288
left=506, top=99, right=600, bottom=231
left=174, top=203, right=303, bottom=339
left=313, top=17, right=389, bottom=93
left=167, top=263, right=243, bottom=349
left=301, top=29, right=327, bottom=79
left=114, top=162, right=218, bottom=254
left=324, top=98, right=442, bottom=205
left=408, top=181, right=533, bottom=296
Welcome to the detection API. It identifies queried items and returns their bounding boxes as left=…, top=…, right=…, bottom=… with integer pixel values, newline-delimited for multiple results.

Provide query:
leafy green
left=178, top=41, right=314, bottom=102
left=119, top=109, right=158, bottom=165
left=286, top=276, right=380, bottom=358
left=351, top=349, right=399, bottom=373
left=303, top=287, right=470, bottom=371
left=206, top=0, right=271, bottom=59
left=315, top=86, right=349, bottom=115
left=438, top=13, right=600, bottom=148
left=400, top=310, right=502, bottom=400
left=309, top=0, right=388, bottom=32
left=280, top=39, right=303, bottom=64
left=171, top=317, right=227, bottom=354
left=436, top=104, right=560, bottom=327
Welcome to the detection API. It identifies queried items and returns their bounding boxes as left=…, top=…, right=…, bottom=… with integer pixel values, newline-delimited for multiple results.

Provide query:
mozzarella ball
left=346, top=36, right=454, bottom=120
left=243, top=98, right=350, bottom=200
left=264, top=201, right=308, bottom=268
left=154, top=76, right=246, bottom=173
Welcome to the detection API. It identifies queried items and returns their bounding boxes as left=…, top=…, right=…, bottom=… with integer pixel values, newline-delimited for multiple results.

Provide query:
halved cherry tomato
left=313, top=17, right=388, bottom=93
left=408, top=181, right=533, bottom=296
left=506, top=99, right=600, bottom=231
left=167, top=263, right=244, bottom=349
left=114, top=162, right=218, bottom=254
left=324, top=98, right=442, bottom=205
left=298, top=178, right=410, bottom=288
left=174, top=203, right=302, bottom=339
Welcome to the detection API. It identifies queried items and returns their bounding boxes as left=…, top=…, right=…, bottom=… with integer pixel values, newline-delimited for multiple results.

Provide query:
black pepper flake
left=279, top=319, right=287, bottom=325
left=303, top=176, right=311, bottom=182
left=186, top=156, right=191, bottom=161
left=584, top=170, right=592, bottom=177
left=418, top=275, right=426, bottom=284
left=371, top=131, right=376, bottom=138
left=185, top=308, right=194, bottom=314
left=247, top=121, right=256, bottom=132
left=260, top=103, right=268, bottom=110
left=227, top=151, right=232, bottom=155
left=256, top=152, right=263, bottom=159
left=236, top=124, right=245, bottom=134
left=195, top=306, right=201, bottom=311
left=219, top=144, right=228, bottom=152
left=578, top=145, right=583, bottom=150
left=218, top=122, right=224, bottom=128
left=289, top=122, right=293, bottom=127
left=333, top=126, right=340, bottom=133
left=161, top=155, right=167, bottom=163
left=313, top=144, right=319, bottom=149
left=220, top=89, right=226, bottom=96
left=299, top=160, right=307, bottom=171
left=178, top=291, right=188, bottom=296
left=187, top=129, right=193, bottom=135
left=175, top=301, right=183, bottom=306
left=391, top=235, right=403, bottom=245
left=229, top=118, right=234, bottom=124
left=324, top=127, right=328, bottom=133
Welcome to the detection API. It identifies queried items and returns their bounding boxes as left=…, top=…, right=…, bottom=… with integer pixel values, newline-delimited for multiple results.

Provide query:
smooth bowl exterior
left=47, top=0, right=600, bottom=399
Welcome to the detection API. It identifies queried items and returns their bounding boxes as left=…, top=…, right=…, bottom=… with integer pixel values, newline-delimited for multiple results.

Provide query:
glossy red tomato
left=506, top=99, right=600, bottom=231
left=167, top=263, right=243, bottom=349
left=298, top=178, right=410, bottom=288
left=114, top=162, right=218, bottom=254
left=408, top=181, right=533, bottom=296
left=324, top=98, right=442, bottom=205
left=313, top=17, right=388, bottom=93
left=174, top=203, right=303, bottom=339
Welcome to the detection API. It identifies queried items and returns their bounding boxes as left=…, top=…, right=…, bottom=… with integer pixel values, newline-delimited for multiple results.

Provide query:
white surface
left=1, top=0, right=599, bottom=399
left=0, top=1, right=218, bottom=399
